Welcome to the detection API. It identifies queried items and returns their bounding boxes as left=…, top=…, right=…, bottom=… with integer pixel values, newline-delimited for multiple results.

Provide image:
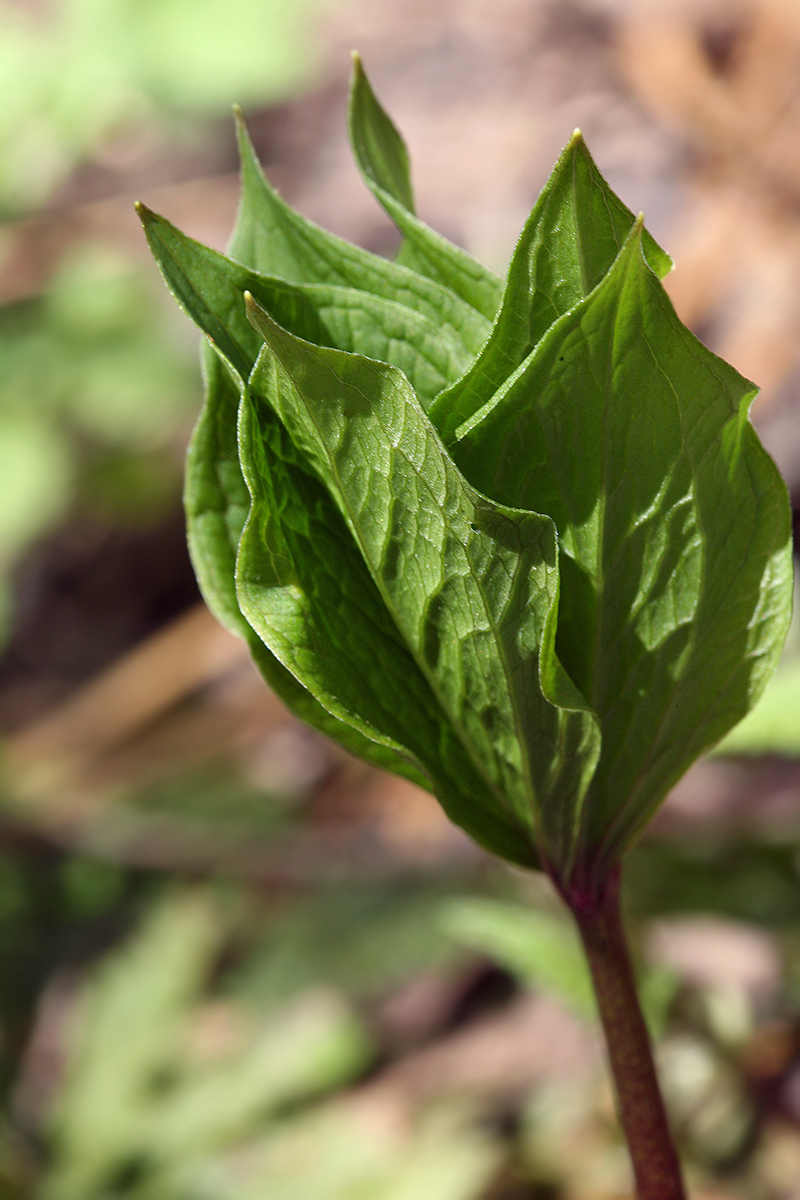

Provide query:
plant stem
left=568, top=865, right=686, bottom=1200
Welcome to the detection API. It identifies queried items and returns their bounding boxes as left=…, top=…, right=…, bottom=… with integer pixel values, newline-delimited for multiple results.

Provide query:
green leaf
left=140, top=200, right=527, bottom=800
left=237, top=364, right=539, bottom=866
left=231, top=109, right=492, bottom=356
left=244, top=298, right=600, bottom=871
left=141, top=68, right=792, bottom=888
left=217, top=1103, right=502, bottom=1200
left=185, top=341, right=251, bottom=637
left=441, top=897, right=676, bottom=1035
left=348, top=54, right=503, bottom=322
left=347, top=53, right=415, bottom=216
left=139, top=204, right=480, bottom=410
left=188, top=344, right=430, bottom=785
left=155, top=109, right=504, bottom=802
left=441, top=898, right=595, bottom=1017
left=170, top=228, right=443, bottom=787
left=451, top=222, right=793, bottom=881
left=428, top=132, right=672, bottom=442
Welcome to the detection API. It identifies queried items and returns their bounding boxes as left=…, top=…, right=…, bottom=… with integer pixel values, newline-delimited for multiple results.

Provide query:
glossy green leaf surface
left=428, top=133, right=671, bottom=442
left=244, top=298, right=602, bottom=867
left=139, top=206, right=474, bottom=410
left=452, top=221, right=792, bottom=883
left=231, top=111, right=491, bottom=357
left=140, top=58, right=793, bottom=892
left=238, top=338, right=539, bottom=866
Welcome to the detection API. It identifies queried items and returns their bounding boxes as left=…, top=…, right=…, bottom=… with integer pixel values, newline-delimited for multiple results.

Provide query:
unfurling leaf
left=139, top=60, right=792, bottom=901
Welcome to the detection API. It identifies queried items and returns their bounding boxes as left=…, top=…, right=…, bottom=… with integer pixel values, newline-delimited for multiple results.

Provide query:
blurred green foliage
left=440, top=896, right=678, bottom=1035
left=21, top=878, right=502, bottom=1200
left=0, top=0, right=338, bottom=640
left=0, top=812, right=797, bottom=1197
left=229, top=883, right=464, bottom=1010
left=716, top=658, right=800, bottom=757
left=0, top=0, right=333, bottom=214
left=43, top=895, right=373, bottom=1200
left=0, top=243, right=200, bottom=632
left=440, top=896, right=597, bottom=1018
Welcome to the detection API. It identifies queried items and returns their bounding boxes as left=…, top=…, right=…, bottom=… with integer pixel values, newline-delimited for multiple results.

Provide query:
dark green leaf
left=187, top=344, right=428, bottom=782
left=451, top=222, right=793, bottom=881
left=429, top=133, right=672, bottom=442
left=237, top=357, right=540, bottom=865
left=244, top=298, right=602, bottom=870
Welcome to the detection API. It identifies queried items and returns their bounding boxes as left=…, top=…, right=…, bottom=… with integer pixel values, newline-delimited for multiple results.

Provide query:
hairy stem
left=568, top=865, right=686, bottom=1200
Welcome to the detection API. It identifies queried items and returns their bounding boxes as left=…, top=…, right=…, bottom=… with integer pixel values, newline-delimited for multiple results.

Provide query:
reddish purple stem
left=566, top=865, right=687, bottom=1200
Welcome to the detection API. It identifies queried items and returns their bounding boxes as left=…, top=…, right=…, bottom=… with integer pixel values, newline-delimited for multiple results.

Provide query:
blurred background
left=2, top=0, right=800, bottom=1196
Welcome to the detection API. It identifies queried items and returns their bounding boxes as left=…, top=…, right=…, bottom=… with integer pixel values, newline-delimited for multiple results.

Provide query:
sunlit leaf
left=140, top=58, right=793, bottom=893
left=451, top=221, right=791, bottom=881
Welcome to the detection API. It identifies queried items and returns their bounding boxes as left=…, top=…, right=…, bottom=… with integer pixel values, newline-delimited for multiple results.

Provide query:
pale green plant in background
left=0, top=0, right=335, bottom=636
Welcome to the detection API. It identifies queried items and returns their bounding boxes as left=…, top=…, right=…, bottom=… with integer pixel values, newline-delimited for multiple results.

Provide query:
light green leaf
left=348, top=54, right=503, bottom=321
left=347, top=53, right=415, bottom=216
left=138, top=205, right=474, bottom=410
left=441, top=897, right=676, bottom=1035
left=452, top=222, right=793, bottom=881
left=231, top=110, right=492, bottom=356
left=429, top=132, right=671, bottom=442
left=244, top=299, right=599, bottom=870
left=44, top=894, right=370, bottom=1200
left=441, top=897, right=595, bottom=1017
left=207, top=1102, right=502, bottom=1200
left=147, top=991, right=370, bottom=1163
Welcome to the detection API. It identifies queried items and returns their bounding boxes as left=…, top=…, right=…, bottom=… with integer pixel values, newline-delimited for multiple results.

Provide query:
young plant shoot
left=139, top=56, right=793, bottom=1199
